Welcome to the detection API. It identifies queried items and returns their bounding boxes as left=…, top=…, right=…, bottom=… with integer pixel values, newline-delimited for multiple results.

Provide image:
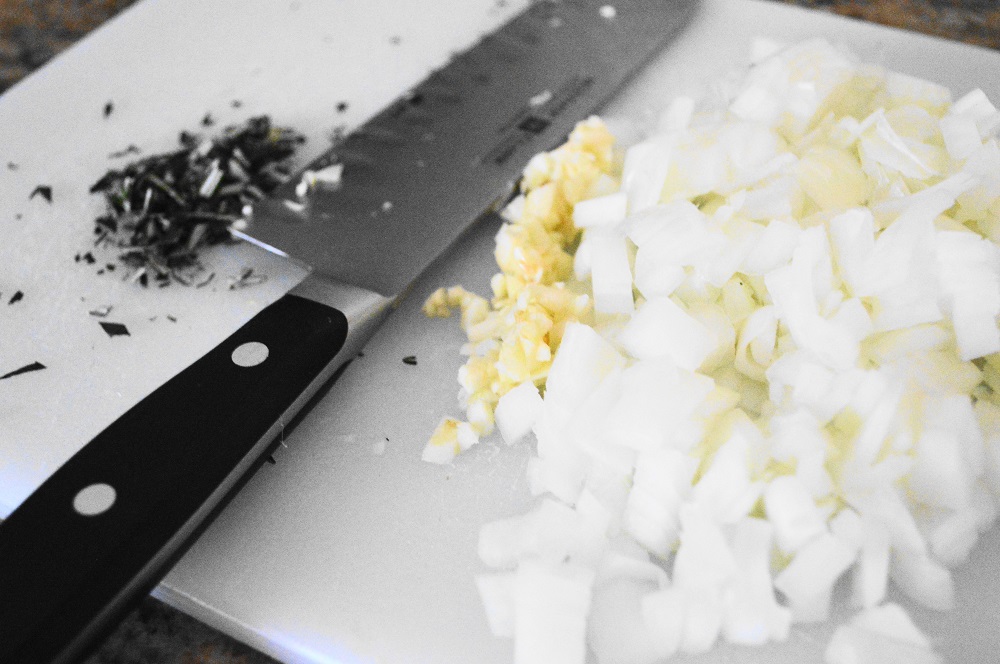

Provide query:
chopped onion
left=425, top=36, right=1000, bottom=664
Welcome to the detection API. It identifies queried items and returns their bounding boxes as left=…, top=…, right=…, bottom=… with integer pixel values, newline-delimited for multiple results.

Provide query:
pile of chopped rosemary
left=89, top=115, right=305, bottom=286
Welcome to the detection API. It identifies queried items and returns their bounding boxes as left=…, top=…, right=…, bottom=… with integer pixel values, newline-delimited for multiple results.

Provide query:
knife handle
left=0, top=292, right=350, bottom=664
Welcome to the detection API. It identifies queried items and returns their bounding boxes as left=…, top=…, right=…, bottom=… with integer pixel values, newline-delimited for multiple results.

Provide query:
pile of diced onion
left=422, top=37, right=1000, bottom=663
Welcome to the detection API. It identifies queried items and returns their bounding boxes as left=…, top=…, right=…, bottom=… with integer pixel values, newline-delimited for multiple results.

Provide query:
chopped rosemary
left=88, top=115, right=305, bottom=287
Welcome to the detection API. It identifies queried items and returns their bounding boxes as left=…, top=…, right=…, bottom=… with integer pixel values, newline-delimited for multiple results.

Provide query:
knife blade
left=0, top=1, right=698, bottom=662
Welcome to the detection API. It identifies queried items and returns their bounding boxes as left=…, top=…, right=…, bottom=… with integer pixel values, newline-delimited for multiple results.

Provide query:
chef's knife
left=0, top=1, right=698, bottom=662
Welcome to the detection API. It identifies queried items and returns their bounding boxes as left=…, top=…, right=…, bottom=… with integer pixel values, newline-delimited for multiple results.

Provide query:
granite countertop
left=2, top=1, right=999, bottom=663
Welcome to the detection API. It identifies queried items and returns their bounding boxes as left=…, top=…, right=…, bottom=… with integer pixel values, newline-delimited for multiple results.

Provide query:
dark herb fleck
left=108, top=144, right=141, bottom=159
left=229, top=267, right=266, bottom=290
left=83, top=252, right=96, bottom=264
left=99, top=321, right=130, bottom=337
left=7, top=162, right=18, bottom=171
left=1, top=361, right=46, bottom=380
left=167, top=315, right=177, bottom=322
left=402, top=355, right=417, bottom=366
left=336, top=101, right=349, bottom=113
left=231, top=100, right=243, bottom=108
left=103, top=101, right=114, bottom=118
left=202, top=113, right=215, bottom=127
left=8, top=290, right=23, bottom=305
left=30, top=185, right=52, bottom=202
left=87, top=115, right=305, bottom=287
left=390, top=35, right=402, bottom=45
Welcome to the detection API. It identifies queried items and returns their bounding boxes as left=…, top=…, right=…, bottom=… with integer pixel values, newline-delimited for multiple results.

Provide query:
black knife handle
left=0, top=293, right=349, bottom=664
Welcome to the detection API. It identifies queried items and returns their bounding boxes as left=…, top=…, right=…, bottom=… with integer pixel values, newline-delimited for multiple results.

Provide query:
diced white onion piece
left=688, top=303, right=738, bottom=372
left=479, top=498, right=603, bottom=569
left=940, top=113, right=983, bottom=160
left=691, top=433, right=761, bottom=524
left=828, top=208, right=875, bottom=297
left=617, top=297, right=714, bottom=370
left=621, top=138, right=672, bottom=213
left=628, top=201, right=719, bottom=263
left=825, top=624, right=943, bottom=664
left=853, top=603, right=932, bottom=649
left=724, top=517, right=791, bottom=645
left=531, top=408, right=589, bottom=503
left=742, top=219, right=800, bottom=276
left=828, top=508, right=864, bottom=550
left=764, top=475, right=828, bottom=553
left=476, top=573, right=517, bottom=638
left=656, top=95, right=696, bottom=134
left=589, top=233, right=635, bottom=315
left=624, top=448, right=697, bottom=556
left=910, top=428, right=973, bottom=511
left=632, top=250, right=684, bottom=300
left=544, top=323, right=625, bottom=411
left=849, top=484, right=928, bottom=557
left=953, top=296, right=1000, bottom=361
left=928, top=507, right=979, bottom=569
left=852, top=518, right=891, bottom=608
left=573, top=233, right=594, bottom=280
left=603, top=360, right=714, bottom=452
left=735, top=305, right=778, bottom=381
left=773, top=532, right=857, bottom=622
left=673, top=503, right=736, bottom=593
left=573, top=192, right=629, bottom=230
left=513, top=561, right=594, bottom=664
left=495, top=381, right=544, bottom=445
left=889, top=549, right=956, bottom=611
left=952, top=88, right=999, bottom=127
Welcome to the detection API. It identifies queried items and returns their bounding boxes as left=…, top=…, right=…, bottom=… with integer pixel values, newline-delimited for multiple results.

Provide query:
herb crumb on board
left=29, top=185, right=52, bottom=202
left=99, top=321, right=130, bottom=338
left=8, top=290, right=24, bottom=305
left=108, top=144, right=141, bottom=159
left=228, top=268, right=266, bottom=290
left=0, top=362, right=46, bottom=380
left=402, top=355, right=417, bottom=366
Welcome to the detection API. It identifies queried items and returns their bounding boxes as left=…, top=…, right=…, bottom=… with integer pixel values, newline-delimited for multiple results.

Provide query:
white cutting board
left=3, top=1, right=1000, bottom=662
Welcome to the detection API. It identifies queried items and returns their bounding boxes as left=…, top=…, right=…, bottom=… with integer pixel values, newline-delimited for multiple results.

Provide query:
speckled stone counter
left=2, top=1, right=999, bottom=663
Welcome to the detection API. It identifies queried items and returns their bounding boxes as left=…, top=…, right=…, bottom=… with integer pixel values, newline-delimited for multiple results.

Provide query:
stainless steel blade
left=239, top=0, right=700, bottom=298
